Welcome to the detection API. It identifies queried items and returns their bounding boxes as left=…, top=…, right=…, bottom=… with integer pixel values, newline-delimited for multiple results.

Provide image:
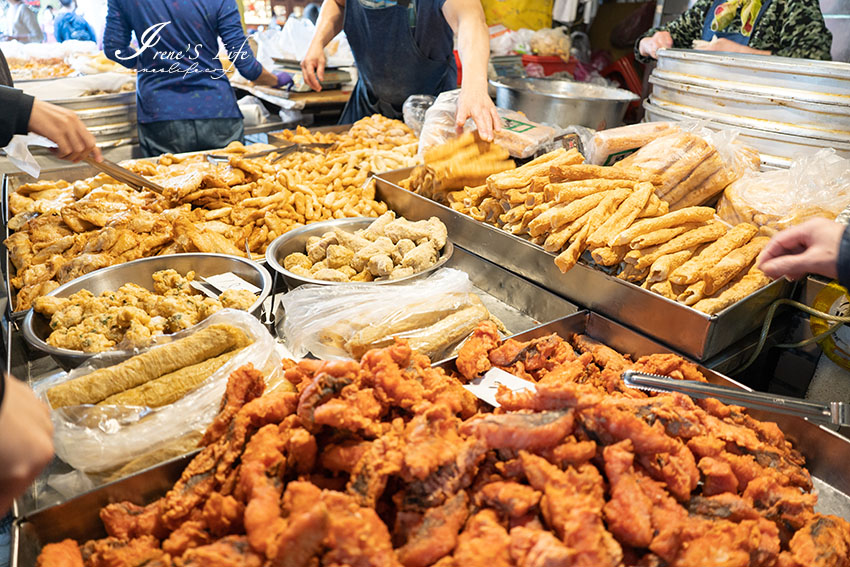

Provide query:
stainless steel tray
left=12, top=311, right=850, bottom=567
left=374, top=170, right=794, bottom=361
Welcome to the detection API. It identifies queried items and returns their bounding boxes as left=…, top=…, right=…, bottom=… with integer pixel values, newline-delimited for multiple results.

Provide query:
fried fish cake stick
left=47, top=324, right=250, bottom=408
left=528, top=191, right=606, bottom=237
left=554, top=191, right=628, bottom=273
left=703, top=236, right=770, bottom=295
left=588, top=182, right=654, bottom=248
left=631, top=224, right=698, bottom=250
left=543, top=208, right=593, bottom=253
left=611, top=207, right=715, bottom=247
left=648, top=248, right=696, bottom=283
left=544, top=180, right=633, bottom=202
left=692, top=266, right=771, bottom=314
left=669, top=223, right=759, bottom=285
left=634, top=222, right=727, bottom=271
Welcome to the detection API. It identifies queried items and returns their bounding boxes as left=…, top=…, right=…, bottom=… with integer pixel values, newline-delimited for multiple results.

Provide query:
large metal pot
left=489, top=77, right=638, bottom=130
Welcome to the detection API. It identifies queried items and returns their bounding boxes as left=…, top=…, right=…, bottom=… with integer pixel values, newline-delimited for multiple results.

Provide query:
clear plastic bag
left=717, top=149, right=850, bottom=235
left=282, top=268, right=490, bottom=361
left=589, top=122, right=679, bottom=166
left=616, top=122, right=760, bottom=209
left=403, top=94, right=436, bottom=137
left=34, top=310, right=281, bottom=475
left=530, top=27, right=572, bottom=58
left=418, top=89, right=560, bottom=159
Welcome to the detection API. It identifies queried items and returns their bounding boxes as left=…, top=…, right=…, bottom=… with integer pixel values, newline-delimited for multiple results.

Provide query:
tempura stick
left=611, top=207, right=716, bottom=246
left=669, top=223, right=759, bottom=285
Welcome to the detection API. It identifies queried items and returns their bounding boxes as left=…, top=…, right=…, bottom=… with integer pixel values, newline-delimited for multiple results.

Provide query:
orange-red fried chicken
left=475, top=481, right=541, bottom=519
left=201, top=364, right=266, bottom=446
left=37, top=539, right=83, bottom=567
left=460, top=410, right=574, bottom=451
left=456, top=319, right=500, bottom=380
left=510, top=526, right=574, bottom=567
left=396, top=491, right=469, bottom=567
left=81, top=536, right=165, bottom=567
left=321, top=490, right=402, bottom=567
left=100, top=501, right=167, bottom=541
left=454, top=510, right=512, bottom=567
left=320, top=440, right=372, bottom=474
left=180, top=536, right=264, bottom=567
left=783, top=514, right=850, bottom=567
left=602, top=440, right=655, bottom=548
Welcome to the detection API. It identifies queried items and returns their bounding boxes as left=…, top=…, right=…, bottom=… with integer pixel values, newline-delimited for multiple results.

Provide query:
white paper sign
left=463, top=367, right=536, bottom=407
left=205, top=272, right=262, bottom=295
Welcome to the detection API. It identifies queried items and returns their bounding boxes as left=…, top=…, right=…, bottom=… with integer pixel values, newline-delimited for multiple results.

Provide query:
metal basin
left=489, top=77, right=638, bottom=130
left=265, top=217, right=453, bottom=291
left=22, top=253, right=272, bottom=371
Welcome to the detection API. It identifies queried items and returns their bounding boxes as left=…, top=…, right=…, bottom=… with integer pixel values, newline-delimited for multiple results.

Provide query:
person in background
left=104, top=0, right=291, bottom=157
left=304, top=3, right=320, bottom=25
left=301, top=0, right=500, bottom=141
left=38, top=4, right=55, bottom=43
left=0, top=47, right=101, bottom=160
left=637, top=0, right=832, bottom=61
left=758, top=218, right=849, bottom=286
left=54, top=0, right=96, bottom=43
left=0, top=374, right=54, bottom=517
left=2, top=0, right=43, bottom=43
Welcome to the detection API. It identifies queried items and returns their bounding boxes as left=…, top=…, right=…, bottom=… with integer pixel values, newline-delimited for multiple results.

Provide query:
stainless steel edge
left=374, top=171, right=791, bottom=361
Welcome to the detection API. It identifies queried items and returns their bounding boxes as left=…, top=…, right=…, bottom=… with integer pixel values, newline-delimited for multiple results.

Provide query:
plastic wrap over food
left=418, top=89, right=559, bottom=158
left=717, top=149, right=850, bottom=235
left=616, top=122, right=760, bottom=210
left=402, top=94, right=436, bottom=137
left=589, top=122, right=679, bottom=166
left=282, top=268, right=493, bottom=361
left=34, top=310, right=282, bottom=475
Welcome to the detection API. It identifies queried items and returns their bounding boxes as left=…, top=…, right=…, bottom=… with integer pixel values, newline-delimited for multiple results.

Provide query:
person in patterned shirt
left=637, top=0, right=833, bottom=62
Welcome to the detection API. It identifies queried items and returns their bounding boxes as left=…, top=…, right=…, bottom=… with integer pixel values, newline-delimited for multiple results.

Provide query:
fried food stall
left=2, top=113, right=850, bottom=567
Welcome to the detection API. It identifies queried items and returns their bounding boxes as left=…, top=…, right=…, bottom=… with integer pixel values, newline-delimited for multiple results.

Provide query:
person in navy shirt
left=104, top=0, right=289, bottom=156
left=301, top=0, right=500, bottom=142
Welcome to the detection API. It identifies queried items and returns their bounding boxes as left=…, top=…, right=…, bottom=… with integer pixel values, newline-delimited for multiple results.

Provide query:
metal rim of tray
left=265, top=216, right=454, bottom=287
left=647, top=96, right=850, bottom=143
left=21, top=253, right=273, bottom=367
left=656, top=48, right=850, bottom=81
left=489, top=77, right=639, bottom=103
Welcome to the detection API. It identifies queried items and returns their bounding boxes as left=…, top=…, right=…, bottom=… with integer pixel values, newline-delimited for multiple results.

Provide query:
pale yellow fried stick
left=588, top=182, right=654, bottom=248
left=703, top=236, right=770, bottom=295
left=631, top=224, right=700, bottom=250
left=634, top=222, right=728, bottom=271
left=543, top=208, right=594, bottom=253
left=648, top=247, right=697, bottom=283
left=554, top=190, right=628, bottom=273
left=611, top=206, right=716, bottom=247
left=669, top=223, right=759, bottom=285
left=693, top=266, right=771, bottom=315
left=528, top=191, right=608, bottom=238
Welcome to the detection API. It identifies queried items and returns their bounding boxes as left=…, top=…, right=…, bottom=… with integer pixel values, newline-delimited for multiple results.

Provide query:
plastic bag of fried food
left=281, top=268, right=504, bottom=360
left=37, top=323, right=850, bottom=567
left=34, top=310, right=288, bottom=480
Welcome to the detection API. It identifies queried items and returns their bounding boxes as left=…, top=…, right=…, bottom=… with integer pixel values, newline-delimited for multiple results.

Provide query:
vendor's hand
left=0, top=374, right=54, bottom=516
left=695, top=37, right=771, bottom=55
left=456, top=86, right=501, bottom=142
left=639, top=31, right=673, bottom=59
left=28, top=99, right=102, bottom=163
left=301, top=42, right=326, bottom=92
left=758, top=218, right=844, bottom=281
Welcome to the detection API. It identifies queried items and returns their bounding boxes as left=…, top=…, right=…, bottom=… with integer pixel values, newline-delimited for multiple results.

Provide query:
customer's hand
left=695, top=37, right=771, bottom=56
left=639, top=31, right=673, bottom=59
left=758, top=218, right=845, bottom=281
left=28, top=99, right=102, bottom=163
left=0, top=375, right=54, bottom=516
left=301, top=42, right=326, bottom=92
left=456, top=85, right=501, bottom=142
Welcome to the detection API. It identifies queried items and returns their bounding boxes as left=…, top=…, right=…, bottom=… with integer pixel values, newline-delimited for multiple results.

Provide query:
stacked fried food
left=400, top=132, right=517, bottom=202
left=273, top=114, right=422, bottom=174
left=37, top=325, right=850, bottom=567
left=8, top=57, right=74, bottom=80
left=33, top=269, right=256, bottom=353
left=4, top=116, right=411, bottom=311
left=404, top=144, right=771, bottom=314
left=284, top=212, right=448, bottom=282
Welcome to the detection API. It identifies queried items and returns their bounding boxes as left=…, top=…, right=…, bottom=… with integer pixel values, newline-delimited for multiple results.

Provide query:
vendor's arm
left=636, top=0, right=712, bottom=61
left=772, top=0, right=833, bottom=60
left=443, top=0, right=500, bottom=142
left=301, top=0, right=345, bottom=92
left=103, top=0, right=138, bottom=69
left=217, top=0, right=281, bottom=86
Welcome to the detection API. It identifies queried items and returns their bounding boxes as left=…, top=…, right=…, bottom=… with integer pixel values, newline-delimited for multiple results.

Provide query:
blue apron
left=341, top=0, right=457, bottom=123
left=702, top=0, right=773, bottom=44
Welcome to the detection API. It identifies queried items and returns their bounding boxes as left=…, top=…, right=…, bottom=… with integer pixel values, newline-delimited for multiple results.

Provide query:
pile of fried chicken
left=37, top=323, right=850, bottom=567
left=5, top=116, right=408, bottom=311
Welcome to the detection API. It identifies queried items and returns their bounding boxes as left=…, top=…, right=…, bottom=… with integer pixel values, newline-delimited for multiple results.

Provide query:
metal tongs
left=83, top=156, right=168, bottom=195
left=622, top=369, right=850, bottom=427
left=206, top=142, right=334, bottom=164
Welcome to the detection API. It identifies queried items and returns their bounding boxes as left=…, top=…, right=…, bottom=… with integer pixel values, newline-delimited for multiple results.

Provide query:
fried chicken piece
left=267, top=482, right=329, bottom=567
left=180, top=536, right=264, bottom=567
left=687, top=493, right=761, bottom=523
left=475, top=481, right=541, bottom=518
left=454, top=510, right=512, bottom=567
left=348, top=425, right=406, bottom=507
left=654, top=516, right=781, bottom=567
left=460, top=410, right=574, bottom=451
left=542, top=437, right=597, bottom=468
left=743, top=476, right=816, bottom=540
left=510, top=527, right=573, bottom=567
left=571, top=334, right=629, bottom=372
left=397, top=492, right=470, bottom=567
left=489, top=334, right=576, bottom=382
left=520, top=452, right=622, bottom=567
left=321, top=490, right=402, bottom=567
left=202, top=493, right=244, bottom=537
left=37, top=539, right=83, bottom=567
left=100, top=501, right=167, bottom=540
left=456, top=320, right=500, bottom=380
left=698, top=456, right=739, bottom=496
left=201, top=364, right=266, bottom=446
left=311, top=387, right=385, bottom=438
left=784, top=514, right=850, bottom=567
left=295, top=360, right=361, bottom=430
left=602, top=440, right=654, bottom=548
left=320, top=440, right=372, bottom=474
left=285, top=426, right=318, bottom=475
left=82, top=536, right=165, bottom=567
left=162, top=520, right=212, bottom=556
left=495, top=357, right=604, bottom=412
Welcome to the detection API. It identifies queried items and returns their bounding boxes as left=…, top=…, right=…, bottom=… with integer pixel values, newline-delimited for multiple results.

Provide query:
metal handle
left=622, top=370, right=847, bottom=426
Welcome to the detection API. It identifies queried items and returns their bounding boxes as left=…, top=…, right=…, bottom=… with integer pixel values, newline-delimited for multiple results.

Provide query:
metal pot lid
left=650, top=70, right=850, bottom=108
left=647, top=96, right=850, bottom=145
left=656, top=48, right=850, bottom=80
left=489, top=77, right=638, bottom=102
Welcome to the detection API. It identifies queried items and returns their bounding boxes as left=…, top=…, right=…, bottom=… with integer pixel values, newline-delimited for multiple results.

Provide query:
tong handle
left=622, top=370, right=848, bottom=426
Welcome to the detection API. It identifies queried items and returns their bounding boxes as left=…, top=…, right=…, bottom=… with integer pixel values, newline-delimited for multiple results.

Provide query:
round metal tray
left=22, top=253, right=272, bottom=371
left=265, top=217, right=453, bottom=290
